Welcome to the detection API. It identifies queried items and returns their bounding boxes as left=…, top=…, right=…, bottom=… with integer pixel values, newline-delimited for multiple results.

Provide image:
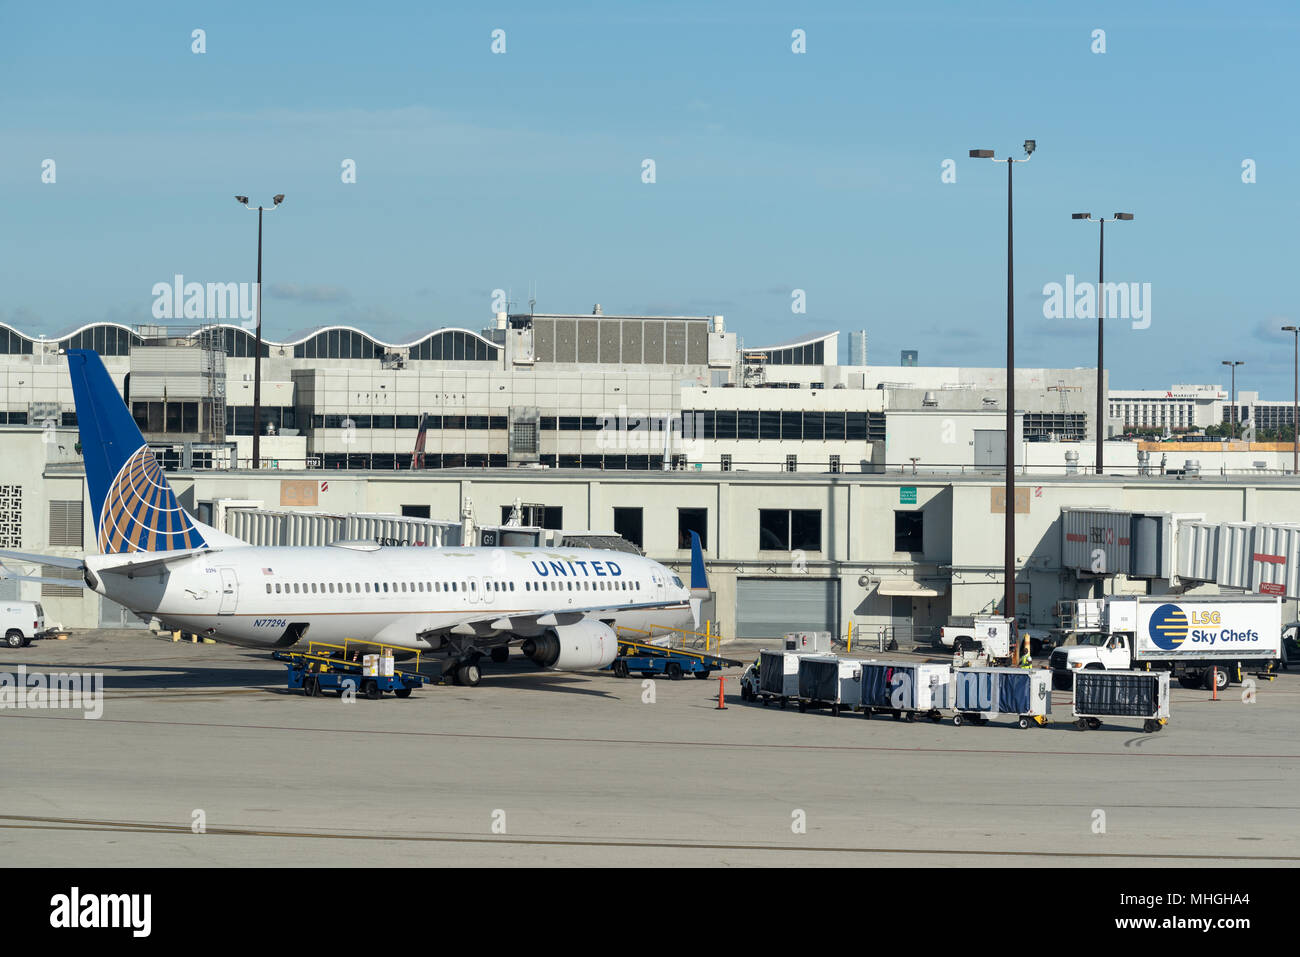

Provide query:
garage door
left=735, top=577, right=840, bottom=639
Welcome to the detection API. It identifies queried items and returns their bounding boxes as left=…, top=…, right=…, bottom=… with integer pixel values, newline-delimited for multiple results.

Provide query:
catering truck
left=1049, top=595, right=1282, bottom=691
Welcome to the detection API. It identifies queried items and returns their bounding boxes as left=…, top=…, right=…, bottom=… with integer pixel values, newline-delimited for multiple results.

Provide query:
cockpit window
left=672, top=576, right=684, bottom=588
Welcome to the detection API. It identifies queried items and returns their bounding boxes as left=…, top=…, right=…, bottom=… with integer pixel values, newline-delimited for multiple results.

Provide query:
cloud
left=1251, top=317, right=1298, bottom=343
left=267, top=283, right=352, bottom=304
left=1031, top=317, right=1095, bottom=340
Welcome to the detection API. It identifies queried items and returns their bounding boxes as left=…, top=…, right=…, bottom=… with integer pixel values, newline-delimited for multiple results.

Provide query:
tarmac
left=2, top=629, right=1297, bottom=867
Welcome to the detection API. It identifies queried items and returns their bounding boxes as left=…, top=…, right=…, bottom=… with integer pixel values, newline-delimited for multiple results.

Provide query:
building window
left=678, top=508, right=707, bottom=549
left=715, top=411, right=737, bottom=440
left=613, top=507, right=643, bottom=549
left=737, top=410, right=759, bottom=440
left=894, top=510, right=923, bottom=552
left=510, top=421, right=538, bottom=455
left=500, top=504, right=563, bottom=529
left=759, top=509, right=821, bottom=552
left=401, top=505, right=431, bottom=519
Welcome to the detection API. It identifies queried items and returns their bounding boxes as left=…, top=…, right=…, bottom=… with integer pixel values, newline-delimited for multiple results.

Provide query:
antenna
left=528, top=280, right=536, bottom=316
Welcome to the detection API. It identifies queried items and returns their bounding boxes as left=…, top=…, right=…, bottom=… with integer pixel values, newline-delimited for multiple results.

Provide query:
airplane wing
left=0, top=547, right=216, bottom=589
left=0, top=549, right=85, bottom=570
left=92, top=548, right=218, bottom=576
left=0, top=568, right=87, bottom=588
left=415, top=597, right=688, bottom=641
left=0, top=547, right=216, bottom=576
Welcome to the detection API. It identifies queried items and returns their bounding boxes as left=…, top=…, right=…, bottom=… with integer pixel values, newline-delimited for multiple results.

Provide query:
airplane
left=0, top=349, right=710, bottom=686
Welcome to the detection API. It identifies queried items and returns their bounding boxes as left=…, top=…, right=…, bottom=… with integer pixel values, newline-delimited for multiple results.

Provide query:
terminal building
left=0, top=311, right=1104, bottom=473
left=3, top=309, right=1299, bottom=637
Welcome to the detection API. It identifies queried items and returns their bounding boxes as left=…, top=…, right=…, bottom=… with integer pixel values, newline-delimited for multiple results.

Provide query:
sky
left=2, top=1, right=1299, bottom=396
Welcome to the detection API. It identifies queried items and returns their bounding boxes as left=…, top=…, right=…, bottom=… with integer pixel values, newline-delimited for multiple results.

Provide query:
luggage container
left=795, top=655, right=862, bottom=716
left=952, top=667, right=1052, bottom=729
left=758, top=649, right=810, bottom=709
left=859, top=661, right=952, bottom=722
left=1072, top=669, right=1169, bottom=733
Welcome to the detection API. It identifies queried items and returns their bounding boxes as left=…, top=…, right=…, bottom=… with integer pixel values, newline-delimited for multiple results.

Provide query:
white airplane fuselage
left=87, top=544, right=692, bottom=651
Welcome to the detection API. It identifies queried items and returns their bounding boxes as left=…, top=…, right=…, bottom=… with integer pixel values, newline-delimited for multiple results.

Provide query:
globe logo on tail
left=1148, top=603, right=1189, bottom=651
left=97, top=446, right=206, bottom=553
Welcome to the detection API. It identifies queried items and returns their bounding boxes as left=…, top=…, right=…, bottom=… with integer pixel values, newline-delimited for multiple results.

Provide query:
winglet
left=689, top=530, right=708, bottom=595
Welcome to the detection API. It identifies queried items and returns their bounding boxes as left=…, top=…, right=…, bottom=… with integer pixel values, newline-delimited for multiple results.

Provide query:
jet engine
left=520, top=620, right=618, bottom=671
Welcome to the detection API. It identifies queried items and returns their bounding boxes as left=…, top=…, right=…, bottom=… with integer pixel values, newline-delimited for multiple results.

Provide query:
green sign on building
left=900, top=486, right=917, bottom=504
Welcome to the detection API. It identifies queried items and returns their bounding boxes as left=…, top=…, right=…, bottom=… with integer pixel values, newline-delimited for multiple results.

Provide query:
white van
left=2, top=601, right=46, bottom=648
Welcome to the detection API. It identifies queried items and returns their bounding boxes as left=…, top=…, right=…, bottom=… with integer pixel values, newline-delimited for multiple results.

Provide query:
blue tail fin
left=66, top=349, right=207, bottom=554
left=689, top=530, right=708, bottom=594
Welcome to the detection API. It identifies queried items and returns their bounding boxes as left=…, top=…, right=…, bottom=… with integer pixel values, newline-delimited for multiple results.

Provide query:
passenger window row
left=263, top=579, right=642, bottom=595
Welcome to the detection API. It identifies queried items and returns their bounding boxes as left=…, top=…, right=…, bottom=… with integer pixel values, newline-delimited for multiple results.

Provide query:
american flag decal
left=96, top=445, right=207, bottom=554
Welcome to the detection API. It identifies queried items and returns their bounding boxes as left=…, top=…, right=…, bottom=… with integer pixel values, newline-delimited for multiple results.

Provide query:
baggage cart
left=795, top=655, right=863, bottom=716
left=1072, top=669, right=1170, bottom=733
left=859, top=661, right=953, bottom=722
left=758, top=649, right=811, bottom=709
left=952, top=667, right=1052, bottom=728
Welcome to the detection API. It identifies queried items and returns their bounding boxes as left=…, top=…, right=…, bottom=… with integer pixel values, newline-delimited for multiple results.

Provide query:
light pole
left=235, top=193, right=285, bottom=469
left=1221, top=360, right=1244, bottom=439
left=1284, top=326, right=1298, bottom=473
left=1071, top=211, right=1134, bottom=473
left=969, top=140, right=1035, bottom=636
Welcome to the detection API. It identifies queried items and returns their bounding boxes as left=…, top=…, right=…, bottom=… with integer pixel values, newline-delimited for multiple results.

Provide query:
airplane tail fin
left=688, top=530, right=708, bottom=628
left=688, top=530, right=708, bottom=595
left=66, top=349, right=209, bottom=554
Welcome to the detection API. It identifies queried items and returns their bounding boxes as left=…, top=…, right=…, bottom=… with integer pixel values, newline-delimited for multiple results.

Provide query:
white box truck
left=2, top=600, right=47, bottom=648
left=1049, top=595, right=1281, bottom=691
